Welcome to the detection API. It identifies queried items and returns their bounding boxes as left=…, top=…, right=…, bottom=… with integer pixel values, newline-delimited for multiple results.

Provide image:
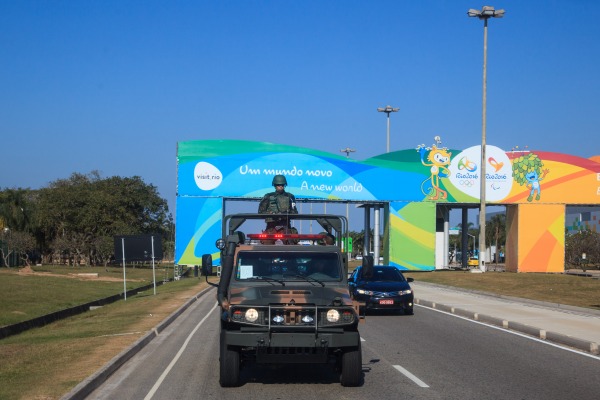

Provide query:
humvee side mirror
left=201, top=254, right=219, bottom=287
left=362, top=255, right=374, bottom=279
left=201, top=254, right=213, bottom=277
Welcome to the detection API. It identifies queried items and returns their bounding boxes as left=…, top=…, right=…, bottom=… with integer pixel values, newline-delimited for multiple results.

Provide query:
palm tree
left=486, top=213, right=506, bottom=263
left=349, top=230, right=364, bottom=257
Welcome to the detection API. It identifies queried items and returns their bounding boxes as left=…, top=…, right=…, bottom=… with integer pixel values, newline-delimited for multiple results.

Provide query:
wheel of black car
left=219, top=342, right=240, bottom=387
left=405, top=307, right=414, bottom=315
left=340, top=343, right=362, bottom=387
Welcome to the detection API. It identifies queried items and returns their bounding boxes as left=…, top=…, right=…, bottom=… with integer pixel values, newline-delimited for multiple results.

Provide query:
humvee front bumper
left=223, top=329, right=360, bottom=348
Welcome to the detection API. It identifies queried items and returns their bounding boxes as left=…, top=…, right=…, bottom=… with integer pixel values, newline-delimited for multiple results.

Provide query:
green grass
left=0, top=266, right=209, bottom=400
left=0, top=265, right=171, bottom=326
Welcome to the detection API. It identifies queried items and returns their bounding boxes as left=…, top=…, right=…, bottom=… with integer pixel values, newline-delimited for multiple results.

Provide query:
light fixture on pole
left=467, top=232, right=476, bottom=257
left=377, top=105, right=399, bottom=153
left=2, top=227, right=10, bottom=267
left=340, top=147, right=356, bottom=158
left=468, top=5, right=505, bottom=273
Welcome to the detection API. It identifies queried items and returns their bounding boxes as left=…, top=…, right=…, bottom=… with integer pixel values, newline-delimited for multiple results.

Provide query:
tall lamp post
left=2, top=227, right=10, bottom=267
left=377, top=105, right=399, bottom=153
left=468, top=6, right=504, bottom=272
left=340, top=147, right=356, bottom=158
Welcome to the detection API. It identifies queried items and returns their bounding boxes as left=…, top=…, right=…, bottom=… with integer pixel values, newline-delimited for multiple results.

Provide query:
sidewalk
left=412, top=281, right=600, bottom=355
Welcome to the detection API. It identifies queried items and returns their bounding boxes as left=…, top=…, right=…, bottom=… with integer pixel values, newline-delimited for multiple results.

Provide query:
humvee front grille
left=269, top=306, right=317, bottom=328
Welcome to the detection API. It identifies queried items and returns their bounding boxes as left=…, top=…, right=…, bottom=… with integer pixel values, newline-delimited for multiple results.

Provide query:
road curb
left=415, top=298, right=599, bottom=356
left=61, top=285, right=214, bottom=400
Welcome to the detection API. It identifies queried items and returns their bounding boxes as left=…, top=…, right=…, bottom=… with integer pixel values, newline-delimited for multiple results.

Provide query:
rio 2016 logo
left=457, top=156, right=477, bottom=172
left=448, top=145, right=513, bottom=201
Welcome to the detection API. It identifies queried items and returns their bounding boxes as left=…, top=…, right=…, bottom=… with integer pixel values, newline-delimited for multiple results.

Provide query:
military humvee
left=203, top=213, right=366, bottom=387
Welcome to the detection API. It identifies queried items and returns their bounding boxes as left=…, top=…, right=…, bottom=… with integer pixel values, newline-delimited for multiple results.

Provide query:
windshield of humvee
left=235, top=251, right=341, bottom=281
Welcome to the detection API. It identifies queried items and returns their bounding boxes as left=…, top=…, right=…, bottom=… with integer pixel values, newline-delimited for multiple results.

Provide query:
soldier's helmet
left=272, top=175, right=288, bottom=187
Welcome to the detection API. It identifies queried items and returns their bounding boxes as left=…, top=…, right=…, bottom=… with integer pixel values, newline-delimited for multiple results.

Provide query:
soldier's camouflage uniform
left=258, top=190, right=298, bottom=233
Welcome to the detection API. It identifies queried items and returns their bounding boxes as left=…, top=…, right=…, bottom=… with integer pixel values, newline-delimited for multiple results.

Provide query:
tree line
left=565, top=229, right=600, bottom=269
left=0, top=171, right=173, bottom=267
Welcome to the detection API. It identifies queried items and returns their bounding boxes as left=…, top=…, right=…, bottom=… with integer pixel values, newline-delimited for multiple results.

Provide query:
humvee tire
left=219, top=341, right=240, bottom=387
left=340, top=343, right=362, bottom=387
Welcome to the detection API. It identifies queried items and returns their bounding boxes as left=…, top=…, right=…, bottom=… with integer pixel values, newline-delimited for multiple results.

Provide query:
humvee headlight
left=245, top=308, right=259, bottom=323
left=301, top=314, right=314, bottom=323
left=326, top=309, right=340, bottom=323
left=215, top=238, right=226, bottom=250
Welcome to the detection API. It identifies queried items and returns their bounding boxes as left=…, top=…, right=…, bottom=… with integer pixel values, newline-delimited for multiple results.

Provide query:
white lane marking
left=144, top=302, right=217, bottom=400
left=393, top=364, right=430, bottom=388
left=417, top=304, right=600, bottom=361
left=359, top=336, right=428, bottom=387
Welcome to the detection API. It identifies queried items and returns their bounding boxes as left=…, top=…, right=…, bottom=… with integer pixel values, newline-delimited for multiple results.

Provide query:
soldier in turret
left=258, top=175, right=298, bottom=233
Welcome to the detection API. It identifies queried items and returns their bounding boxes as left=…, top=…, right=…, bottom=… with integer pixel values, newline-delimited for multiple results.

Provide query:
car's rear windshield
left=235, top=251, right=341, bottom=281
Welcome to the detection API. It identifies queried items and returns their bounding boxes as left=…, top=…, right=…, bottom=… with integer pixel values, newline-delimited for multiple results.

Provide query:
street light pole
left=377, top=105, right=399, bottom=153
left=2, top=227, right=11, bottom=267
left=468, top=6, right=504, bottom=273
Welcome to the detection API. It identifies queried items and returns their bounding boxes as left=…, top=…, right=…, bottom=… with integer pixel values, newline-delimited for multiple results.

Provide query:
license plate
left=379, top=299, right=394, bottom=305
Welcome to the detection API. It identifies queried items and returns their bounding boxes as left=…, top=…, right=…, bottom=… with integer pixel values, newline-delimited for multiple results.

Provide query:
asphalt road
left=86, top=290, right=600, bottom=400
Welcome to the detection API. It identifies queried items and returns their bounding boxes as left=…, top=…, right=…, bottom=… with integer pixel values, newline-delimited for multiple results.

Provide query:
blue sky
left=1, top=0, right=599, bottom=219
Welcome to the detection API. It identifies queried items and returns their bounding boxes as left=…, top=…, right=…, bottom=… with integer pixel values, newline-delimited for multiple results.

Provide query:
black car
left=349, top=265, right=414, bottom=315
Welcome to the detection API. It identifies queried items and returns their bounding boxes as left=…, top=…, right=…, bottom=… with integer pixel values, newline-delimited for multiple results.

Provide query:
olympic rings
left=459, top=179, right=475, bottom=187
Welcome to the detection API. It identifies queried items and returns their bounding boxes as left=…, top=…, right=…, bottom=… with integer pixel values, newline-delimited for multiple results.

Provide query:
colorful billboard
left=176, top=139, right=600, bottom=272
